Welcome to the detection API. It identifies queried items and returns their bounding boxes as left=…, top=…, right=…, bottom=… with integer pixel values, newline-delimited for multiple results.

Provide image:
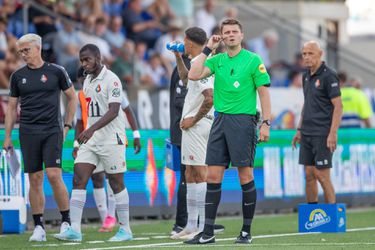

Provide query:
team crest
left=40, top=74, right=48, bottom=83
left=22, top=78, right=26, bottom=84
left=96, top=85, right=101, bottom=92
left=315, top=79, right=321, bottom=88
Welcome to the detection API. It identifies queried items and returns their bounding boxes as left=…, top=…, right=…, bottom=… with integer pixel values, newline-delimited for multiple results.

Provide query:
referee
left=186, top=19, right=271, bottom=245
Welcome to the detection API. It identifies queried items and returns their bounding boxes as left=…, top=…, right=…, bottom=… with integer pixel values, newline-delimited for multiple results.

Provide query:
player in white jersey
left=170, top=27, right=214, bottom=241
left=54, top=44, right=132, bottom=242
left=73, top=67, right=141, bottom=233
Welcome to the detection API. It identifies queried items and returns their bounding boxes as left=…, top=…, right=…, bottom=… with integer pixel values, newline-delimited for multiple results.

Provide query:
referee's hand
left=259, top=124, right=270, bottom=142
left=207, top=35, right=222, bottom=50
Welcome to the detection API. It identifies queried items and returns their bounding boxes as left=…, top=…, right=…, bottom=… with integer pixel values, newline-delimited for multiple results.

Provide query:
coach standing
left=186, top=19, right=271, bottom=245
left=3, top=34, right=77, bottom=241
left=292, top=41, right=343, bottom=204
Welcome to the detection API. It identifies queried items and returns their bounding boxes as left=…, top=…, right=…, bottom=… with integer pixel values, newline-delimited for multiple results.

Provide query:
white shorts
left=181, top=117, right=212, bottom=166
left=75, top=143, right=127, bottom=174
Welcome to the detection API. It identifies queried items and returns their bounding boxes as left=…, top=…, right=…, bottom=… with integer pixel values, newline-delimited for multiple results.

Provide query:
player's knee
left=109, top=182, right=124, bottom=194
left=29, top=173, right=44, bottom=188
left=47, top=173, right=63, bottom=186
left=91, top=174, right=104, bottom=188
left=73, top=174, right=88, bottom=189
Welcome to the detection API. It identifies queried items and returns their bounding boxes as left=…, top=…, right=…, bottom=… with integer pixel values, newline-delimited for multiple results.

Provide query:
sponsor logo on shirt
left=331, top=82, right=338, bottom=87
left=112, top=88, right=121, bottom=97
left=40, top=74, right=48, bottom=83
left=258, top=64, right=267, bottom=73
left=189, top=155, right=194, bottom=161
left=22, top=78, right=26, bottom=84
left=114, top=81, right=119, bottom=87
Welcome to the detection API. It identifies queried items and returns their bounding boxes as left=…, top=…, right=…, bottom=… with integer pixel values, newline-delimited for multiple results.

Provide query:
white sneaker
left=179, top=230, right=200, bottom=240
left=170, top=228, right=198, bottom=240
left=60, top=222, right=70, bottom=234
left=29, top=225, right=47, bottom=242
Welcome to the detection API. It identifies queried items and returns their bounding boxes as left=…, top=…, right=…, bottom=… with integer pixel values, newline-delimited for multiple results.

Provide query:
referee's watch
left=262, top=120, right=271, bottom=127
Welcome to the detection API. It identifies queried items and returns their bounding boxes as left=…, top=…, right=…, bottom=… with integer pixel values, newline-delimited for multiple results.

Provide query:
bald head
left=301, top=40, right=323, bottom=72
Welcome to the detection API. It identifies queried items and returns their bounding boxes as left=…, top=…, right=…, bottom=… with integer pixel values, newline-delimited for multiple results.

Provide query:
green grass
left=1, top=208, right=375, bottom=250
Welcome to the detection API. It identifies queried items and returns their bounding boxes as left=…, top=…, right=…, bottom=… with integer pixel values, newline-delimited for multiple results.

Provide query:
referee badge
left=258, top=64, right=267, bottom=73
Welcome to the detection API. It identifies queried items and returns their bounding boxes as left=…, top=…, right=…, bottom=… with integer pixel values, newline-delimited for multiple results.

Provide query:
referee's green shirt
left=205, top=49, right=270, bottom=115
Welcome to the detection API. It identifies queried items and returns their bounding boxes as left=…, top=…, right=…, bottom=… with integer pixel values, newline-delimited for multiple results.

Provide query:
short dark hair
left=338, top=71, right=347, bottom=83
left=185, top=27, right=207, bottom=46
left=220, top=18, right=243, bottom=33
left=80, top=44, right=101, bottom=57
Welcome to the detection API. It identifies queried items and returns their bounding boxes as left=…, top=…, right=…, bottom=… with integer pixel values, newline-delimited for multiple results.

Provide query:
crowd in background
left=0, top=0, right=369, bottom=91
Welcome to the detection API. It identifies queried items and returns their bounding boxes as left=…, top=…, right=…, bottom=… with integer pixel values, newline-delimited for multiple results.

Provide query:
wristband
left=202, top=46, right=212, bottom=56
left=73, top=140, right=80, bottom=148
left=133, top=130, right=141, bottom=139
left=64, top=123, right=72, bottom=129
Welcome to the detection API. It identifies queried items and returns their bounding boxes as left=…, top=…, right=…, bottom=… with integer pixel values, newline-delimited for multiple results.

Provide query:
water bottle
left=166, top=42, right=185, bottom=52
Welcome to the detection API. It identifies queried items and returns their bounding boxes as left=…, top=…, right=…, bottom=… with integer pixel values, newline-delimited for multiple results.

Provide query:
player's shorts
left=75, top=143, right=126, bottom=174
left=205, top=113, right=257, bottom=168
left=19, top=132, right=63, bottom=173
left=299, top=135, right=332, bottom=168
left=181, top=116, right=213, bottom=166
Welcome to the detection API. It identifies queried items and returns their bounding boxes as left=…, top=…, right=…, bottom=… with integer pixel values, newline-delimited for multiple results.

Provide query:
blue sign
left=298, top=203, right=346, bottom=233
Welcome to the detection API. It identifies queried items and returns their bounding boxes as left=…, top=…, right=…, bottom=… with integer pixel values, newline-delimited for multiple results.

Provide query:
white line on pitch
left=81, top=226, right=375, bottom=250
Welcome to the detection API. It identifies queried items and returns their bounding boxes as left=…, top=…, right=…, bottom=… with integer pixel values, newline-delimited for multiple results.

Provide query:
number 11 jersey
left=83, top=66, right=126, bottom=145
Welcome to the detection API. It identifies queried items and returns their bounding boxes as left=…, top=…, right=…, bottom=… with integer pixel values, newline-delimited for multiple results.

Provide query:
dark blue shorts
left=20, top=132, right=63, bottom=173
left=205, top=113, right=257, bottom=168
left=299, top=135, right=332, bottom=168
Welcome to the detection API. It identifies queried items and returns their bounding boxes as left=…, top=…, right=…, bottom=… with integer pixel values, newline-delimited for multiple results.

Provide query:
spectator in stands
left=122, top=0, right=165, bottom=48
left=168, top=0, right=193, bottom=27
left=53, top=18, right=82, bottom=69
left=111, top=40, right=136, bottom=88
left=28, top=0, right=57, bottom=38
left=140, top=53, right=170, bottom=89
left=195, top=0, right=216, bottom=36
left=104, top=15, right=126, bottom=52
left=79, top=16, right=113, bottom=64
left=102, top=0, right=124, bottom=17
left=56, top=0, right=77, bottom=20
left=0, top=0, right=17, bottom=18
left=147, top=0, right=175, bottom=27
left=76, top=0, right=103, bottom=21
left=0, top=15, right=17, bottom=89
left=220, top=7, right=238, bottom=23
left=133, top=41, right=149, bottom=85
left=349, top=76, right=363, bottom=90
left=288, top=70, right=303, bottom=88
left=154, top=18, right=184, bottom=66
left=247, top=29, right=279, bottom=68
left=339, top=72, right=372, bottom=128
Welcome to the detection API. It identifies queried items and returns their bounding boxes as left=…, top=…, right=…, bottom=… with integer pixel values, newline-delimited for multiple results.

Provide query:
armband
left=202, top=46, right=212, bottom=56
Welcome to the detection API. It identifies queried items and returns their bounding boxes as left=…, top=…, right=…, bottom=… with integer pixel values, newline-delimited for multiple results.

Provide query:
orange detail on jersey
left=78, top=91, right=88, bottom=129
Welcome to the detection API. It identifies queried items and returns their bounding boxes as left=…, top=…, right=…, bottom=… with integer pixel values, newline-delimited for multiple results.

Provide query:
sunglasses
left=17, top=47, right=31, bottom=55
